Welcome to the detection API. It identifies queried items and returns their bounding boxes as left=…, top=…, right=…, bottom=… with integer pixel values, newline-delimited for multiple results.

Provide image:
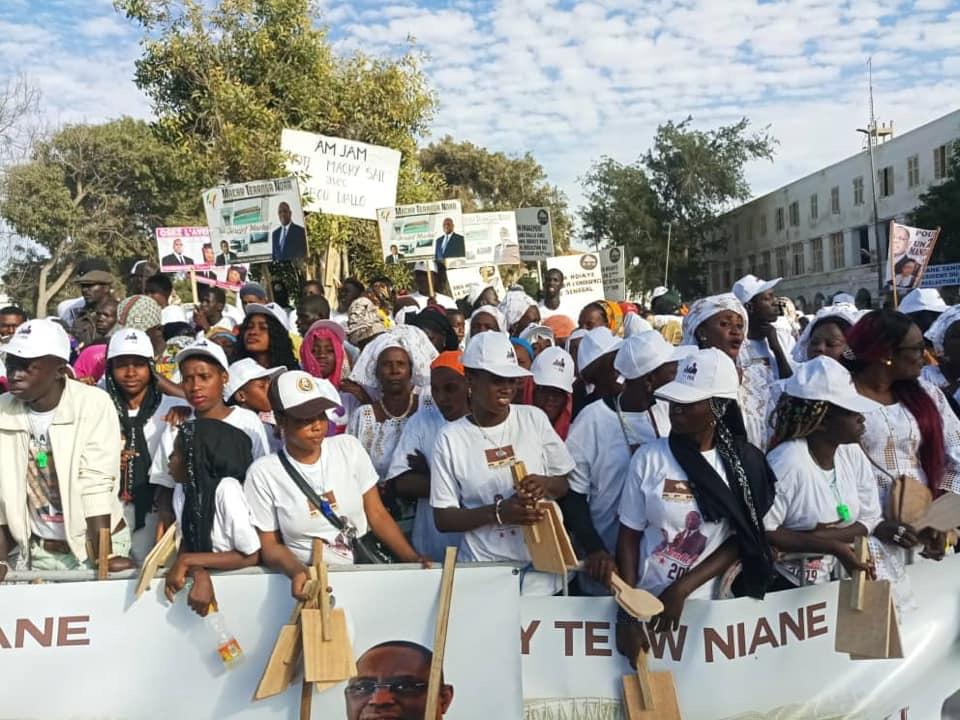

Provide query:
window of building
left=853, top=176, right=864, bottom=206
left=789, top=201, right=800, bottom=227
left=760, top=251, right=771, bottom=278
left=747, top=254, right=756, bottom=274
left=722, top=262, right=731, bottom=289
left=792, top=242, right=805, bottom=276
left=711, top=263, right=720, bottom=293
left=776, top=246, right=788, bottom=277
left=907, top=155, right=920, bottom=188
left=856, top=226, right=870, bottom=265
left=733, top=262, right=743, bottom=281
left=732, top=223, right=740, bottom=246
left=831, top=232, right=845, bottom=269
left=814, top=292, right=826, bottom=309
left=811, top=237, right=823, bottom=273
left=879, top=166, right=894, bottom=197
left=810, top=194, right=818, bottom=220
left=934, top=144, right=949, bottom=180
left=776, top=207, right=785, bottom=231
left=746, top=218, right=754, bottom=243
left=831, top=186, right=840, bottom=214
left=760, top=214, right=768, bottom=236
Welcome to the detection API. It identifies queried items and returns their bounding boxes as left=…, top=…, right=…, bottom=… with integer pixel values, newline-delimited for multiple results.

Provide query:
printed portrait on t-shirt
left=651, top=510, right=708, bottom=576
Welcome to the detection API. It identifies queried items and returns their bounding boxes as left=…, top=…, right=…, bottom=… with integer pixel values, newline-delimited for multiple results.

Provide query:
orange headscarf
left=430, top=350, right=465, bottom=376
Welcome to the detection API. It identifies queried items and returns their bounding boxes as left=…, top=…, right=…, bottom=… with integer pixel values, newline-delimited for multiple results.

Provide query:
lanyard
left=614, top=394, right=660, bottom=453
left=822, top=465, right=851, bottom=523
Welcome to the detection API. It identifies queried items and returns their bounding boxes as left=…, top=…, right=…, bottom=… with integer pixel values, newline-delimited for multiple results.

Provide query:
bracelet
left=494, top=498, right=504, bottom=526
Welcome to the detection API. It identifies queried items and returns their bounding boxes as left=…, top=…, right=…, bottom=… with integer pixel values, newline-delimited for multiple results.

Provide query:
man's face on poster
left=345, top=644, right=453, bottom=720
left=893, top=227, right=910, bottom=257
left=442, top=218, right=454, bottom=235
left=278, top=202, right=292, bottom=226
left=173, top=238, right=184, bottom=255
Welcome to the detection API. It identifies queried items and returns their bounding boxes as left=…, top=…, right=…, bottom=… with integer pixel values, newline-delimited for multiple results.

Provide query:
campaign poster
left=195, top=264, right=251, bottom=292
left=377, top=200, right=463, bottom=264
left=281, top=129, right=401, bottom=221
left=156, top=227, right=213, bottom=273
left=546, top=253, right=604, bottom=310
left=446, top=211, right=520, bottom=269
left=515, top=207, right=555, bottom=261
left=886, top=221, right=940, bottom=298
left=202, top=177, right=307, bottom=265
left=446, top=265, right=507, bottom=304
left=600, top=245, right=626, bottom=301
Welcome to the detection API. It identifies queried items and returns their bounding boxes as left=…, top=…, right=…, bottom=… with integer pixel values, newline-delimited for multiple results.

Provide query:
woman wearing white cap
left=564, top=331, right=685, bottom=596
left=530, top=346, right=575, bottom=440
left=225, top=358, right=286, bottom=453
left=765, top=357, right=880, bottom=588
left=431, top=331, right=576, bottom=595
left=923, top=305, right=960, bottom=402
left=246, top=371, right=425, bottom=598
left=104, top=329, right=184, bottom=562
left=615, top=348, right=776, bottom=659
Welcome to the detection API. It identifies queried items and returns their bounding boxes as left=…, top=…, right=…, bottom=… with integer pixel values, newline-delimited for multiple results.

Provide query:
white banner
left=446, top=211, right=520, bottom=268
left=522, top=555, right=960, bottom=719
left=516, top=207, right=554, bottom=261
left=282, top=129, right=401, bottom=221
left=377, top=200, right=464, bottom=263
left=446, top=265, right=506, bottom=304
left=546, top=253, right=604, bottom=312
left=1, top=565, right=522, bottom=719
left=600, top=245, right=626, bottom=301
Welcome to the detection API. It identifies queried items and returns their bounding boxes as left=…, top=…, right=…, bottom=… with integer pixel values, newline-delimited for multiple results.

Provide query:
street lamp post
left=663, top=222, right=672, bottom=286
left=857, top=126, right=884, bottom=306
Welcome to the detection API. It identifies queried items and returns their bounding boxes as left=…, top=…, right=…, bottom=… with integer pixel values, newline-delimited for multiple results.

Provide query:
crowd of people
left=1, top=256, right=958, bottom=665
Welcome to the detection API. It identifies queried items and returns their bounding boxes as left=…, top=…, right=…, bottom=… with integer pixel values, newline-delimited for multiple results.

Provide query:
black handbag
left=277, top=450, right=394, bottom=564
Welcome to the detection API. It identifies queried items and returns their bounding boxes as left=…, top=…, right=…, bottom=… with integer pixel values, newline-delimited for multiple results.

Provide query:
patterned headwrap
left=681, top=293, right=749, bottom=347
left=117, top=295, right=163, bottom=331
left=925, top=305, right=960, bottom=356
left=346, top=297, right=386, bottom=346
left=348, top=324, right=438, bottom=394
left=791, top=303, right=863, bottom=363
left=498, top=289, right=537, bottom=330
left=600, top=300, right=624, bottom=333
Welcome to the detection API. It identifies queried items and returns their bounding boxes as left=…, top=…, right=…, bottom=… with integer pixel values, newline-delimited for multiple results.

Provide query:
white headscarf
left=470, top=304, right=506, bottom=334
left=498, top=289, right=537, bottom=331
left=680, top=293, right=749, bottom=347
left=347, top=324, right=438, bottom=394
left=791, top=304, right=863, bottom=363
left=622, top=313, right=653, bottom=338
left=925, top=305, right=960, bottom=356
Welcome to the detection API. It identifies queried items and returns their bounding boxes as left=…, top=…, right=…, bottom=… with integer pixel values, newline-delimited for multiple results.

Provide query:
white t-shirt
left=765, top=439, right=883, bottom=586
left=537, top=301, right=576, bottom=324
left=26, top=408, right=64, bottom=540
left=172, top=477, right=261, bottom=554
left=150, top=407, right=271, bottom=488
left=566, top=398, right=671, bottom=559
left=244, top=435, right=379, bottom=565
left=330, top=310, right=349, bottom=328
left=385, top=404, right=464, bottom=563
left=430, top=405, right=576, bottom=596
left=619, top=439, right=733, bottom=599
left=409, top=291, right=458, bottom=311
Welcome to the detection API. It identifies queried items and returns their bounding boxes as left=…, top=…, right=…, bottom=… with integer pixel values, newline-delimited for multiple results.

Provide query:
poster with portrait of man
left=194, top=264, right=251, bottom=292
left=886, top=222, right=941, bottom=299
left=202, top=177, right=307, bottom=265
left=445, top=212, right=521, bottom=269
left=156, top=227, right=212, bottom=272
left=377, top=200, right=464, bottom=263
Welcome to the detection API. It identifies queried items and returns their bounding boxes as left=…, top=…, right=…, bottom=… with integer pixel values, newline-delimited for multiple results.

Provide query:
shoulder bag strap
left=277, top=450, right=348, bottom=533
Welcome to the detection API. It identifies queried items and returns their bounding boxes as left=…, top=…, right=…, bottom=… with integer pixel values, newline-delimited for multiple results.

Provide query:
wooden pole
left=424, top=547, right=457, bottom=720
left=190, top=269, right=199, bottom=306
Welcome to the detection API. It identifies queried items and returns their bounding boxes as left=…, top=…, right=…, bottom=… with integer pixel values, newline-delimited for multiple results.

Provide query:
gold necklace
left=379, top=392, right=416, bottom=420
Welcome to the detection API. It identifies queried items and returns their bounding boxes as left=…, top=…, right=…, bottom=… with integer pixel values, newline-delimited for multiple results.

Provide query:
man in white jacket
left=0, top=319, right=132, bottom=579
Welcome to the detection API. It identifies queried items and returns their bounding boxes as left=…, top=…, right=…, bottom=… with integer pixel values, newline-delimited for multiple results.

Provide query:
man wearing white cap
left=898, top=287, right=947, bottom=336
left=732, top=274, right=796, bottom=382
left=564, top=332, right=688, bottom=595
left=765, top=357, right=880, bottom=588
left=0, top=319, right=133, bottom=577
left=615, top=348, right=776, bottom=660
left=575, top=327, right=623, bottom=418
left=409, top=260, right=457, bottom=311
left=431, top=331, right=576, bottom=595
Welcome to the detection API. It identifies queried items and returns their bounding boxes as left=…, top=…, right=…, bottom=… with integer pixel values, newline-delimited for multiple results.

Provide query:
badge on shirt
left=662, top=479, right=694, bottom=502
left=484, top=445, right=516, bottom=469
left=307, top=490, right=339, bottom=518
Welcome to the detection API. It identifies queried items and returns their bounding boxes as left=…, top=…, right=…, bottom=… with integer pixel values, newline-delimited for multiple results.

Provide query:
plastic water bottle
left=207, top=603, right=243, bottom=668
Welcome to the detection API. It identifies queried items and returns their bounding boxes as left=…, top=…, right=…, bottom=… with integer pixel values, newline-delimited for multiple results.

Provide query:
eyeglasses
left=344, top=679, right=429, bottom=698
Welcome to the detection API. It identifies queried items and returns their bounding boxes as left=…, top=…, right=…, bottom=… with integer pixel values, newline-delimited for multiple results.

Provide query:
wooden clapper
left=510, top=462, right=679, bottom=718
left=835, top=536, right=902, bottom=660
left=424, top=547, right=458, bottom=720
left=134, top=524, right=178, bottom=598
left=255, top=539, right=356, bottom=713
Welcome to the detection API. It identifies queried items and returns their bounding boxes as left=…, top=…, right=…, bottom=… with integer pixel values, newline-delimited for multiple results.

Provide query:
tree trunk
left=36, top=259, right=76, bottom=319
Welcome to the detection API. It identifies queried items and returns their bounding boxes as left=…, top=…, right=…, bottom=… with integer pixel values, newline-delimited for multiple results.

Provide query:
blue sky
left=3, top=0, right=960, bottom=221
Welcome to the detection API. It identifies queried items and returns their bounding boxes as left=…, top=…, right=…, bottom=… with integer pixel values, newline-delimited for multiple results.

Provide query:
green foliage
left=419, top=135, right=572, bottom=253
left=579, top=117, right=776, bottom=298
left=911, top=139, right=960, bottom=264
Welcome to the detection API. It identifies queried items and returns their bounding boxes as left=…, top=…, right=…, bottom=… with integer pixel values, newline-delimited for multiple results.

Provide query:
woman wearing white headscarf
left=469, top=305, right=506, bottom=337
left=499, top=289, right=540, bottom=336
left=923, top=305, right=960, bottom=402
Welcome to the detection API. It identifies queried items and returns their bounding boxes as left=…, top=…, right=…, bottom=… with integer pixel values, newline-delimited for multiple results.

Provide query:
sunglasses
left=344, top=679, right=429, bottom=698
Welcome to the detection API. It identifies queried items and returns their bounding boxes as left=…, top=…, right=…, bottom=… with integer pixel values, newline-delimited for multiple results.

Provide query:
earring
left=884, top=359, right=893, bottom=367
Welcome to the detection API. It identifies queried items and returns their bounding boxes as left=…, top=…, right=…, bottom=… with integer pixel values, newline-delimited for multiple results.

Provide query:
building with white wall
left=708, top=109, right=960, bottom=311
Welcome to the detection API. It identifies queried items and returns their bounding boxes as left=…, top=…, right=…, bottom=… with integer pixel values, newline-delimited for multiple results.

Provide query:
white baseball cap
left=225, top=358, right=286, bottom=401
left=267, top=370, right=342, bottom=420
left=520, top=323, right=555, bottom=345
left=833, top=292, right=856, bottom=305
left=577, top=326, right=623, bottom=373
left=4, top=319, right=71, bottom=361
left=161, top=305, right=189, bottom=326
left=651, top=286, right=669, bottom=299
left=614, top=331, right=688, bottom=380
left=655, top=347, right=739, bottom=404
left=732, top=274, right=782, bottom=305
left=783, top=356, right=879, bottom=413
left=462, top=330, right=532, bottom=378
left=245, top=302, right=291, bottom=331
left=174, top=338, right=229, bottom=371
left=107, top=329, right=154, bottom=360
left=531, top=346, right=575, bottom=393
left=899, top=287, right=947, bottom=315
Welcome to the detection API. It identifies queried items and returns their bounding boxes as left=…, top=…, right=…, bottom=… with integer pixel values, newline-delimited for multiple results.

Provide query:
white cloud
left=77, top=14, right=130, bottom=39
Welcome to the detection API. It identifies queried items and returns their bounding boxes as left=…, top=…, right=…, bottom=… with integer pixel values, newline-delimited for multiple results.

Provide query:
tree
left=579, top=117, right=776, bottom=297
left=116, top=0, right=443, bottom=288
left=0, top=118, right=194, bottom=315
left=911, top=139, right=960, bottom=264
left=419, top=135, right=572, bottom=252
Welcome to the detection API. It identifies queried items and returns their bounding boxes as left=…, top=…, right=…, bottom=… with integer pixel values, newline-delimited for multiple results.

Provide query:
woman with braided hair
left=615, top=348, right=777, bottom=662
left=764, top=357, right=881, bottom=589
